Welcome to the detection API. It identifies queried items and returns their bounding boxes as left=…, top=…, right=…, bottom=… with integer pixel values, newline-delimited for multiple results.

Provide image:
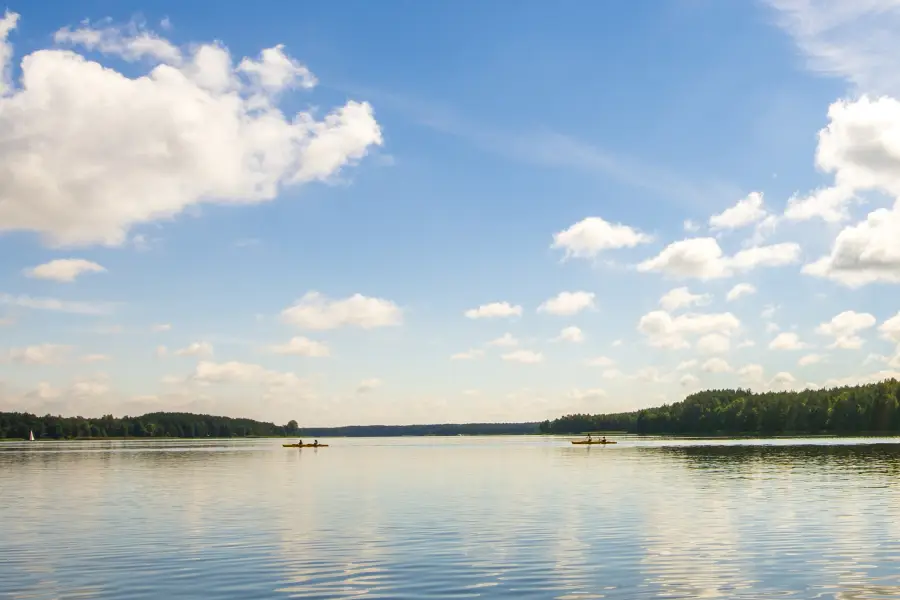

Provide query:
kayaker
left=586, top=433, right=592, bottom=443
left=298, top=439, right=303, bottom=447
left=313, top=439, right=319, bottom=447
left=601, top=436, right=607, bottom=443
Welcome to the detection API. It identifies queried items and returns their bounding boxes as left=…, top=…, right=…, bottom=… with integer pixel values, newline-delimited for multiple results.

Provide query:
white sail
left=29, top=430, right=34, bottom=441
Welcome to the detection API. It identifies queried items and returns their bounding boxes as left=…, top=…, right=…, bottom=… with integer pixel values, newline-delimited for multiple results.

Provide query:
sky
left=2, top=0, right=900, bottom=426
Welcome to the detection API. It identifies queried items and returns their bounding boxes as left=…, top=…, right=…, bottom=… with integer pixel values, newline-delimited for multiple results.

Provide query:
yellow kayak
left=283, top=444, right=329, bottom=448
left=571, top=440, right=616, bottom=445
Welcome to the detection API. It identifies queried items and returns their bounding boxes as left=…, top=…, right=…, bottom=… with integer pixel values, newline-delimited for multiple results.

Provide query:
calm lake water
left=3, top=435, right=900, bottom=599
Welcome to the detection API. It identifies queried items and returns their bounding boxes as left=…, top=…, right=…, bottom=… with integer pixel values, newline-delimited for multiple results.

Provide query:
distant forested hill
left=0, top=411, right=299, bottom=439
left=0, top=411, right=539, bottom=439
left=539, top=379, right=900, bottom=435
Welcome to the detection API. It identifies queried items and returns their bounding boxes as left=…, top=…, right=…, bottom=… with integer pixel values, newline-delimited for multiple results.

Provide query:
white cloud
left=0, top=11, right=20, bottom=95
left=585, top=356, right=615, bottom=367
left=268, top=336, right=330, bottom=357
left=799, top=353, right=826, bottom=367
left=676, top=359, right=698, bottom=371
left=54, top=18, right=183, bottom=63
left=659, top=287, right=711, bottom=311
left=81, top=353, right=111, bottom=363
left=769, top=332, right=807, bottom=350
left=450, top=349, right=484, bottom=360
left=769, top=371, right=797, bottom=390
left=637, top=309, right=741, bottom=349
left=784, top=186, right=856, bottom=223
left=537, top=291, right=595, bottom=316
left=8, top=343, right=71, bottom=365
left=708, top=191, right=767, bottom=230
left=155, top=345, right=168, bottom=358
left=726, top=283, right=756, bottom=302
left=696, top=333, right=730, bottom=355
left=701, top=357, right=733, bottom=373
left=464, top=301, right=522, bottom=319
left=192, top=360, right=304, bottom=389
left=636, top=238, right=800, bottom=280
left=0, top=293, right=113, bottom=315
left=680, top=373, right=700, bottom=387
left=24, top=259, right=106, bottom=282
left=683, top=219, right=700, bottom=233
left=488, top=333, right=518, bottom=347
left=356, top=378, right=382, bottom=394
left=282, top=292, right=402, bottom=329
left=814, top=310, right=876, bottom=349
left=738, top=363, right=764, bottom=382
left=236, top=44, right=317, bottom=92
left=551, top=216, right=651, bottom=259
left=803, top=208, right=900, bottom=287
left=567, top=388, right=607, bottom=401
left=602, top=369, right=623, bottom=379
left=501, top=350, right=544, bottom=364
left=765, top=322, right=781, bottom=334
left=611, top=339, right=624, bottom=347
left=175, top=342, right=214, bottom=357
left=761, top=304, right=778, bottom=320
left=635, top=367, right=662, bottom=382
left=70, top=374, right=111, bottom=398
left=0, top=13, right=382, bottom=247
left=879, top=312, right=900, bottom=343
left=737, top=339, right=756, bottom=348
left=153, top=323, right=172, bottom=332
left=555, top=326, right=585, bottom=343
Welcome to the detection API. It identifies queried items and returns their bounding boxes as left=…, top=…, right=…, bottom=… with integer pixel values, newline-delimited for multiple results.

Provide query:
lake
left=3, top=435, right=900, bottom=599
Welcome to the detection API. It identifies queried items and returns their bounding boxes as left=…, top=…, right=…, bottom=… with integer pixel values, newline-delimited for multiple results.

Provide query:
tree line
left=0, top=411, right=302, bottom=440
left=539, top=379, right=900, bottom=435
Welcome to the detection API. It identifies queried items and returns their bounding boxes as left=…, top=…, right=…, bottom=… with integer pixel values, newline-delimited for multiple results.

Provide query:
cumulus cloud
left=501, top=350, right=544, bottom=364
left=488, top=333, right=518, bottom=347
left=637, top=310, right=741, bottom=349
left=585, top=356, right=615, bottom=367
left=814, top=310, right=876, bottom=349
left=659, top=287, right=711, bottom=311
left=769, top=371, right=797, bottom=390
left=676, top=359, right=698, bottom=371
left=0, top=12, right=382, bottom=247
left=696, top=333, right=730, bottom=354
left=551, top=216, right=651, bottom=259
left=802, top=208, right=900, bottom=287
left=738, top=364, right=764, bottom=383
left=726, top=283, right=756, bottom=302
left=537, top=291, right=595, bottom=316
left=769, top=332, right=807, bottom=350
left=8, top=343, right=71, bottom=364
left=175, top=342, right=214, bottom=357
left=567, top=388, right=607, bottom=401
left=708, top=192, right=767, bottom=230
left=701, top=357, right=732, bottom=373
left=636, top=238, right=800, bottom=280
left=554, top=326, right=584, bottom=343
left=268, top=336, right=329, bottom=357
left=24, top=259, right=106, bottom=282
left=81, top=353, right=111, bottom=363
left=356, top=378, right=382, bottom=394
left=191, top=360, right=304, bottom=389
left=879, top=312, right=900, bottom=343
left=450, top=349, right=484, bottom=360
left=680, top=373, right=700, bottom=387
left=282, top=292, right=402, bottom=329
left=799, top=353, right=826, bottom=366
left=464, top=301, right=522, bottom=319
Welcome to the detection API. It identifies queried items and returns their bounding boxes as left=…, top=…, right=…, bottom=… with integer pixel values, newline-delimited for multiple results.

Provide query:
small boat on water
left=571, top=439, right=616, bottom=445
left=282, top=443, right=328, bottom=448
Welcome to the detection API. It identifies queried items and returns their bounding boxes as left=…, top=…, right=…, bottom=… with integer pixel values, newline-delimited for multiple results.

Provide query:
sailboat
left=28, top=430, right=34, bottom=441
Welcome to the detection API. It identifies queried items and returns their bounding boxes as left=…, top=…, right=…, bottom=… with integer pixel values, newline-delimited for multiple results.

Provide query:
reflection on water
left=3, top=436, right=900, bottom=598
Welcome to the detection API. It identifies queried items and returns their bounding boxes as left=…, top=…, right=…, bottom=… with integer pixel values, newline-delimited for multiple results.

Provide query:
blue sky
left=3, top=0, right=900, bottom=426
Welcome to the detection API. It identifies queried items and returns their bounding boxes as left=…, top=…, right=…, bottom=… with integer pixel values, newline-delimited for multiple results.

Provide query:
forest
left=0, top=411, right=301, bottom=440
left=539, top=379, right=900, bottom=435
left=0, top=411, right=539, bottom=439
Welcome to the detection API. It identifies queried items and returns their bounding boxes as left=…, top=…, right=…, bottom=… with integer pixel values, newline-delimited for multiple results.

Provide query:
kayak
left=571, top=440, right=617, bottom=445
left=282, top=444, right=329, bottom=448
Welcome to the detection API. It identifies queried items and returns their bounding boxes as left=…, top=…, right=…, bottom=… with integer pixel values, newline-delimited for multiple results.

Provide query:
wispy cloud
left=763, top=0, right=900, bottom=95
left=0, top=293, right=115, bottom=315
left=339, top=85, right=739, bottom=211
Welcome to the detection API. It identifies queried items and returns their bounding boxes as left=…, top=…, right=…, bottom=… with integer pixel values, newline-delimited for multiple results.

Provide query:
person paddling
left=313, top=439, right=319, bottom=447
left=586, top=433, right=592, bottom=443
left=298, top=439, right=303, bottom=447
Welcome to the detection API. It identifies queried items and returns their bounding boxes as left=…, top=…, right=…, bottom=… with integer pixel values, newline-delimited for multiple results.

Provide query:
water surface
left=3, top=435, right=900, bottom=599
